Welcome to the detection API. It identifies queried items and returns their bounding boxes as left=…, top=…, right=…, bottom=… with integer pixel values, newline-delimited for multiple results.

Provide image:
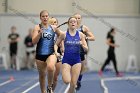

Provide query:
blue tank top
left=36, top=25, right=55, bottom=55
left=62, top=30, right=81, bottom=63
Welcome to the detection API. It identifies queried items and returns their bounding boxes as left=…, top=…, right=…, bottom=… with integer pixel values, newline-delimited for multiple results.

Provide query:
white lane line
left=64, top=83, right=70, bottom=93
left=8, top=87, right=21, bottom=93
left=100, top=76, right=140, bottom=93
left=22, top=82, right=39, bottom=93
left=101, top=79, right=109, bottom=93
left=8, top=79, right=36, bottom=93
left=0, top=80, right=13, bottom=87
left=103, top=76, right=140, bottom=81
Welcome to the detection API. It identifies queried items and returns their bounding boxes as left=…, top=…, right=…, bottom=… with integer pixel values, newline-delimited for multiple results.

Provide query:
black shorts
left=80, top=53, right=85, bottom=61
left=36, top=54, right=52, bottom=62
left=57, top=47, right=62, bottom=62
left=10, top=45, right=17, bottom=57
left=10, top=50, right=17, bottom=57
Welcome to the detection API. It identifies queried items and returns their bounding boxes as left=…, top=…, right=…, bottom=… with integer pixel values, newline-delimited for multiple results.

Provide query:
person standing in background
left=24, top=28, right=36, bottom=69
left=8, top=26, right=20, bottom=70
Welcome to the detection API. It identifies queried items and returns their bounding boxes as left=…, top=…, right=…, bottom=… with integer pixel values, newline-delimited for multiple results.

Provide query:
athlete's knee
left=64, top=80, right=70, bottom=84
left=63, top=77, right=70, bottom=84
left=47, top=64, right=55, bottom=72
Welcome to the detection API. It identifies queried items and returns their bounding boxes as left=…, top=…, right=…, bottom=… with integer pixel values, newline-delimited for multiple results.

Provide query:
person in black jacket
left=99, top=28, right=122, bottom=77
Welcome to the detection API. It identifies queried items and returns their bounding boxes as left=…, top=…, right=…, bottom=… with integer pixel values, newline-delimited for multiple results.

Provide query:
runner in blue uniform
left=32, top=10, right=61, bottom=93
left=55, top=17, right=88, bottom=93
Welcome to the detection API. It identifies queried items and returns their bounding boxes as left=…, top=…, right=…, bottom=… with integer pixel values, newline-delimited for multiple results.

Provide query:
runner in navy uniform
left=32, top=10, right=61, bottom=93
left=74, top=13, right=95, bottom=90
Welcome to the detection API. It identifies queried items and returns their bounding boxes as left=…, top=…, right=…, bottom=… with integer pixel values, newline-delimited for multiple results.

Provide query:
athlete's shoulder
left=62, top=31, right=66, bottom=37
left=82, top=25, right=88, bottom=30
left=79, top=31, right=83, bottom=36
left=79, top=31, right=85, bottom=39
left=59, top=31, right=66, bottom=40
left=82, top=25, right=91, bottom=33
left=50, top=25, right=56, bottom=30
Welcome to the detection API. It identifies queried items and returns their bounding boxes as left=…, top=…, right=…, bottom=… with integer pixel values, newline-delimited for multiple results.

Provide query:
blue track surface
left=0, top=70, right=140, bottom=93
left=105, top=79, right=140, bottom=93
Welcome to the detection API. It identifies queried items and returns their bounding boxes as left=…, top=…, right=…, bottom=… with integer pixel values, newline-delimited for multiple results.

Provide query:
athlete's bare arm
left=32, top=25, right=42, bottom=44
left=54, top=32, right=65, bottom=56
left=80, top=32, right=88, bottom=52
left=83, top=25, right=95, bottom=41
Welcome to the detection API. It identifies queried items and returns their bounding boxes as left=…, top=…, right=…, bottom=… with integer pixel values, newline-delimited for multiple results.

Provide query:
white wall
left=76, top=0, right=140, bottom=15
left=0, top=0, right=139, bottom=15
left=0, top=0, right=5, bottom=13
left=0, top=14, right=139, bottom=71
left=136, top=19, right=140, bottom=71
left=1, top=0, right=74, bottom=14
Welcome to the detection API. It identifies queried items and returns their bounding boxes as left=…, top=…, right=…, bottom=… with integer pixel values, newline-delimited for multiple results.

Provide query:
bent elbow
left=91, top=37, right=95, bottom=41
left=92, top=37, right=95, bottom=41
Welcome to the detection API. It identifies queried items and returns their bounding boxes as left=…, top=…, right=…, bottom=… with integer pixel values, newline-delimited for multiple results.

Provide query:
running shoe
left=98, top=70, right=103, bottom=77
left=75, top=81, right=81, bottom=90
left=116, top=72, right=123, bottom=77
left=47, top=86, right=53, bottom=93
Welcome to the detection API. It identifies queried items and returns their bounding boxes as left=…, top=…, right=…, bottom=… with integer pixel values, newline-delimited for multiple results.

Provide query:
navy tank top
left=36, top=25, right=55, bottom=55
left=77, top=25, right=87, bottom=54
